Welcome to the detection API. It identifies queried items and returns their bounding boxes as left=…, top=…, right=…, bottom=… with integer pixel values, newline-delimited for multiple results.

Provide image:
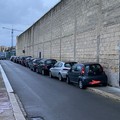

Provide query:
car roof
left=78, top=62, right=101, bottom=66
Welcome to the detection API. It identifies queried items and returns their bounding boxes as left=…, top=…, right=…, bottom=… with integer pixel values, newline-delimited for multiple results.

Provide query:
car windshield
left=85, top=64, right=103, bottom=76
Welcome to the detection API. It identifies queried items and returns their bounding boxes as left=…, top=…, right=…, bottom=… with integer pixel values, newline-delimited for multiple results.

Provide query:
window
left=76, top=65, right=82, bottom=71
left=46, top=60, right=52, bottom=64
left=54, top=62, right=60, bottom=67
left=85, top=64, right=103, bottom=76
left=58, top=63, right=63, bottom=67
left=65, top=63, right=71, bottom=68
left=72, top=64, right=77, bottom=70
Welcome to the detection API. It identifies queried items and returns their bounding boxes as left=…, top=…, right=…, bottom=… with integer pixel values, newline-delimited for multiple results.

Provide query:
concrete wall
left=16, top=0, right=120, bottom=87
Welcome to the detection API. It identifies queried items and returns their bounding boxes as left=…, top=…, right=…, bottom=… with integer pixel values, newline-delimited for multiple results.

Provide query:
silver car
left=49, top=61, right=77, bottom=81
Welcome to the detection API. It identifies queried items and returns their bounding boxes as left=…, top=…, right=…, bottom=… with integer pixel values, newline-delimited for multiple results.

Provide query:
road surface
left=1, top=60, right=120, bottom=120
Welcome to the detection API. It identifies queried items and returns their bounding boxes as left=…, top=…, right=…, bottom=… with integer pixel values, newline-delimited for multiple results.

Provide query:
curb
left=0, top=65, right=26, bottom=120
left=88, top=87, right=120, bottom=102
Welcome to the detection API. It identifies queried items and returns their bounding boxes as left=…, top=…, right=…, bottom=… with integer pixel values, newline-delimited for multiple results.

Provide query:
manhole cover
left=29, top=117, right=44, bottom=120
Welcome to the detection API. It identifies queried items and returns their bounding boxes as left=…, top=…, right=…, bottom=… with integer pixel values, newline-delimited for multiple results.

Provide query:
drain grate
left=28, top=116, right=44, bottom=120
left=31, top=118, right=43, bottom=120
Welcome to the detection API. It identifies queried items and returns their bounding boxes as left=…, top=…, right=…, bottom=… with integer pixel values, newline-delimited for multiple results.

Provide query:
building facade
left=0, top=46, right=9, bottom=52
left=16, top=0, right=120, bottom=87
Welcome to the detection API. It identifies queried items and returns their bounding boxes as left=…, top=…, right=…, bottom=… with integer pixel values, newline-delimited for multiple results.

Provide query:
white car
left=49, top=61, right=77, bottom=81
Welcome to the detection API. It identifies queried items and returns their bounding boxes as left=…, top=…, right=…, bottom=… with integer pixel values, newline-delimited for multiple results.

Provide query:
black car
left=66, top=63, right=108, bottom=89
left=29, top=58, right=42, bottom=71
left=20, top=56, right=31, bottom=66
left=15, top=56, right=20, bottom=63
left=28, top=58, right=35, bottom=68
left=24, top=57, right=32, bottom=67
left=36, top=59, right=57, bottom=75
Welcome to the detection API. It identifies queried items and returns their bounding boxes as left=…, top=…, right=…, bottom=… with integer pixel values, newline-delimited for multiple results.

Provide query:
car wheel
left=42, top=70, right=45, bottom=75
left=49, top=72, right=53, bottom=78
left=79, top=80, right=86, bottom=89
left=58, top=74, right=63, bottom=81
left=66, top=76, right=70, bottom=84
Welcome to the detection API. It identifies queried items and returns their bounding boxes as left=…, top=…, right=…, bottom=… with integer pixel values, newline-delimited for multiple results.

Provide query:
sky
left=0, top=0, right=60, bottom=47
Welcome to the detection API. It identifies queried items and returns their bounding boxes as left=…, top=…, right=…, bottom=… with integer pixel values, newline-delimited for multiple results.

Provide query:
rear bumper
left=82, top=76, right=108, bottom=86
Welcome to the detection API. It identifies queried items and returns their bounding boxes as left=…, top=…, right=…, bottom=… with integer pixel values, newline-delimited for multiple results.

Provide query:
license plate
left=89, top=80, right=101, bottom=85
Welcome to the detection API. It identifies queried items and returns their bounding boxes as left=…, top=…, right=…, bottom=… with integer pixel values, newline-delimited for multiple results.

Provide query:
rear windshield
left=45, top=60, right=56, bottom=65
left=65, top=62, right=77, bottom=68
left=85, top=64, right=103, bottom=76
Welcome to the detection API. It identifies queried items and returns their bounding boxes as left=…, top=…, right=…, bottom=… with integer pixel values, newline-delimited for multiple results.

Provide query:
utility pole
left=2, top=27, right=22, bottom=50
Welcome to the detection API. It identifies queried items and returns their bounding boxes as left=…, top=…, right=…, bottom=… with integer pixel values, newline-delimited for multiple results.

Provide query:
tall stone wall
left=16, top=0, right=120, bottom=87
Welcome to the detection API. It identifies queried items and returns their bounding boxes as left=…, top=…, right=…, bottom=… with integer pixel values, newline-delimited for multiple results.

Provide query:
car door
left=70, top=65, right=82, bottom=83
left=68, top=64, right=77, bottom=82
left=38, top=61, right=44, bottom=73
left=50, top=62, right=60, bottom=77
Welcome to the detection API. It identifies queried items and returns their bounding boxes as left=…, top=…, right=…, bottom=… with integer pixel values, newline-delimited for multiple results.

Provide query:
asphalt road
left=1, top=60, right=120, bottom=120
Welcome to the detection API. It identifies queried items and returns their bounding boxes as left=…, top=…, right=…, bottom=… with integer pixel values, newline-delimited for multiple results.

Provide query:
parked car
left=36, top=59, right=57, bottom=75
left=66, top=63, right=108, bottom=89
left=28, top=58, right=35, bottom=68
left=15, top=56, right=20, bottom=63
left=0, top=55, right=6, bottom=60
left=10, top=56, right=16, bottom=61
left=13, top=56, right=18, bottom=62
left=20, top=56, right=31, bottom=66
left=24, top=57, right=33, bottom=67
left=49, top=61, right=77, bottom=81
left=29, top=58, right=42, bottom=71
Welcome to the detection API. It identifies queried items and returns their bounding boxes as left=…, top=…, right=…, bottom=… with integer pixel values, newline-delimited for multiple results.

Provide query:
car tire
left=49, top=72, right=53, bottom=78
left=66, top=76, right=70, bottom=84
left=58, top=73, right=63, bottom=81
left=79, top=80, right=86, bottom=89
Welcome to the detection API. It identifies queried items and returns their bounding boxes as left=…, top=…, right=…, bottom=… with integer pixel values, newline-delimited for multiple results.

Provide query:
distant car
left=28, top=58, right=35, bottom=68
left=49, top=61, right=77, bottom=81
left=10, top=56, right=16, bottom=61
left=29, top=58, right=42, bottom=71
left=66, top=63, right=108, bottom=89
left=13, top=56, right=18, bottom=62
left=15, top=56, right=20, bottom=63
left=0, top=55, right=6, bottom=60
left=20, top=56, right=31, bottom=66
left=36, top=59, right=57, bottom=75
left=24, top=57, right=32, bottom=67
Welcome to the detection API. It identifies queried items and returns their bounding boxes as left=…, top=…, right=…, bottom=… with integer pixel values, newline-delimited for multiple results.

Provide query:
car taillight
left=81, top=67, right=85, bottom=74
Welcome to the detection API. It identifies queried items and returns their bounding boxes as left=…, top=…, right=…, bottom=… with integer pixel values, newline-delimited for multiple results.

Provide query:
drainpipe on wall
left=118, top=41, right=120, bottom=86
left=96, top=0, right=102, bottom=63
left=74, top=1, right=77, bottom=62
left=97, top=35, right=100, bottom=63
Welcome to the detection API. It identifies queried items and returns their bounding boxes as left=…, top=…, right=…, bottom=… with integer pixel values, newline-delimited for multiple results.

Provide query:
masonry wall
left=16, top=0, right=120, bottom=87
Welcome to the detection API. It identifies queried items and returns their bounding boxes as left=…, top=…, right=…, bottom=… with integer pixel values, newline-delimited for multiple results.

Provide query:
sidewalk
left=0, top=64, right=26, bottom=120
left=88, top=86, right=120, bottom=101
left=0, top=73, right=15, bottom=120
